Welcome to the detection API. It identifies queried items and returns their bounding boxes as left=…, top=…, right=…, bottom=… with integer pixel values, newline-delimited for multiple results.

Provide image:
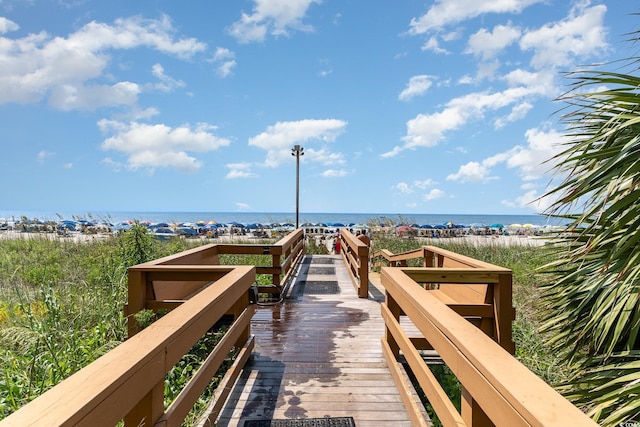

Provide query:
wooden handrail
left=1, top=265, right=256, bottom=427
left=338, top=229, right=369, bottom=298
left=381, top=266, right=597, bottom=427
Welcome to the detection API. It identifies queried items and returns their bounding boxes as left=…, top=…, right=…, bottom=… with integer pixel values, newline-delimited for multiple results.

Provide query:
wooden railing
left=338, top=229, right=369, bottom=298
left=374, top=245, right=514, bottom=352
left=1, top=229, right=305, bottom=427
left=2, top=264, right=256, bottom=427
left=128, top=228, right=305, bottom=321
left=380, top=252, right=598, bottom=426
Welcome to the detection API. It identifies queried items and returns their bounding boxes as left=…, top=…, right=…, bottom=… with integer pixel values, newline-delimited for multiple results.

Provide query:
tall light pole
left=291, top=145, right=304, bottom=228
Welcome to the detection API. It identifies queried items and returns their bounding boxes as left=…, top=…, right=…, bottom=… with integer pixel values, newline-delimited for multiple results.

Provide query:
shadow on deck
left=214, top=255, right=413, bottom=427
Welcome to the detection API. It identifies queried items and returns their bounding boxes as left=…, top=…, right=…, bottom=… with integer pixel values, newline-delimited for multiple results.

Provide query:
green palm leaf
left=539, top=26, right=640, bottom=424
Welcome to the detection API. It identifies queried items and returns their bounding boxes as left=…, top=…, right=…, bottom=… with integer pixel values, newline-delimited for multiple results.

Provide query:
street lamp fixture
left=291, top=145, right=304, bottom=229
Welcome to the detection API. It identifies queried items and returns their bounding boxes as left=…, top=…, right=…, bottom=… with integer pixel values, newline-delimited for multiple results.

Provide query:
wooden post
left=272, top=254, right=281, bottom=288
left=124, top=380, right=165, bottom=427
left=462, top=387, right=494, bottom=427
left=385, top=291, right=402, bottom=358
left=494, top=272, right=515, bottom=354
left=357, top=244, right=369, bottom=298
left=127, top=269, right=147, bottom=338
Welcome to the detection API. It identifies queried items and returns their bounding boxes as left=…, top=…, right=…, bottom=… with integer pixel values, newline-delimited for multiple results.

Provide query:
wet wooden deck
left=214, top=254, right=413, bottom=426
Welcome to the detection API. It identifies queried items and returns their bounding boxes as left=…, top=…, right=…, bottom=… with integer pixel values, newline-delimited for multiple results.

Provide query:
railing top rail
left=422, top=245, right=510, bottom=271
left=372, top=247, right=425, bottom=261
left=274, top=228, right=304, bottom=248
left=382, top=267, right=596, bottom=427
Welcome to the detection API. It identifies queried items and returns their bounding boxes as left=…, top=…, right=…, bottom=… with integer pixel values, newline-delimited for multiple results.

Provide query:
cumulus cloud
left=466, top=23, right=521, bottom=60
left=226, top=162, right=257, bottom=179
left=520, top=2, right=608, bottom=68
left=248, top=119, right=347, bottom=167
left=212, top=47, right=237, bottom=77
left=150, top=63, right=185, bottom=92
left=409, top=0, right=543, bottom=34
left=321, top=169, right=348, bottom=178
left=398, top=75, right=433, bottom=101
left=424, top=188, right=445, bottom=201
left=98, top=120, right=230, bottom=173
left=0, top=17, right=19, bottom=34
left=37, top=150, right=54, bottom=164
left=385, top=86, right=535, bottom=157
left=0, top=15, right=205, bottom=109
left=448, top=126, right=563, bottom=184
left=447, top=161, right=495, bottom=183
left=228, top=0, right=321, bottom=43
left=393, top=182, right=413, bottom=194
left=422, top=36, right=449, bottom=54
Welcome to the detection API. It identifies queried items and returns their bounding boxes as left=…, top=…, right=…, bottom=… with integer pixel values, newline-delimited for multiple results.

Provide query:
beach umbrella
left=508, top=223, right=522, bottom=228
left=490, top=223, right=504, bottom=228
left=396, top=225, right=413, bottom=232
left=419, top=224, right=434, bottom=229
left=523, top=223, right=533, bottom=228
left=206, top=220, right=217, bottom=225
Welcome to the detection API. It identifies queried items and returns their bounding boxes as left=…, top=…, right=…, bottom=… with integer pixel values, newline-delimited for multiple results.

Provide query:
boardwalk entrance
left=213, top=254, right=413, bottom=427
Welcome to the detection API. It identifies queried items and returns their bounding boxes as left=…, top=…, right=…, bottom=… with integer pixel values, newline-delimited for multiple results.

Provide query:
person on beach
left=334, top=233, right=341, bottom=254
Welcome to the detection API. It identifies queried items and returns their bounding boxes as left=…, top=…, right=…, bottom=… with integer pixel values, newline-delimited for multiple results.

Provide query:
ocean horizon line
left=0, top=210, right=562, bottom=227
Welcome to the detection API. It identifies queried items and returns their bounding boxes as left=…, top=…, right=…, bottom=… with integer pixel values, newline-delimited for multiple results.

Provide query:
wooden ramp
left=214, top=255, right=413, bottom=427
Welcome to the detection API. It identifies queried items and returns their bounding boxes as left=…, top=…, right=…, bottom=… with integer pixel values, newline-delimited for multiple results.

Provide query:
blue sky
left=0, top=0, right=637, bottom=215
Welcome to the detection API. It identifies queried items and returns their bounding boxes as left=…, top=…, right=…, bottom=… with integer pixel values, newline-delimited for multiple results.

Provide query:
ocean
left=0, top=210, right=562, bottom=227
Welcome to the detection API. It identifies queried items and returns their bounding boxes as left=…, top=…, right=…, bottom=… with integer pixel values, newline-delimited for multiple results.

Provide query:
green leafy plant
left=537, top=26, right=640, bottom=425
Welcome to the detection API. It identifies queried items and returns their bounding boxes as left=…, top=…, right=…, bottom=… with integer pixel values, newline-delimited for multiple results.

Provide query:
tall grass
left=0, top=231, right=564, bottom=424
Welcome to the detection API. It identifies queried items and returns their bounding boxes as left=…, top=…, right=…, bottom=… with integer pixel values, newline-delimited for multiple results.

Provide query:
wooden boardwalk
left=214, top=254, right=413, bottom=427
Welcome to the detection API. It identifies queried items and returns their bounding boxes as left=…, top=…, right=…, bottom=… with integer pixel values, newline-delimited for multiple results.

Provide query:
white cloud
left=414, top=179, right=435, bottom=189
left=384, top=79, right=549, bottom=157
left=228, top=0, right=321, bottom=43
left=421, top=36, right=449, bottom=54
left=398, top=75, right=433, bottom=101
left=409, top=0, right=543, bottom=34
left=424, top=188, right=444, bottom=201
left=0, top=17, right=19, bottom=34
left=321, top=169, right=348, bottom=178
left=494, top=101, right=532, bottom=128
left=212, top=47, right=236, bottom=77
left=446, top=161, right=495, bottom=183
left=226, top=162, right=257, bottom=179
left=0, top=15, right=205, bottom=108
left=99, top=120, right=230, bottom=173
left=393, top=182, right=413, bottom=194
left=306, top=148, right=345, bottom=166
left=248, top=119, right=347, bottom=167
left=505, top=127, right=564, bottom=180
left=520, top=2, right=608, bottom=69
left=235, top=202, right=250, bottom=211
left=37, top=150, right=54, bottom=164
left=466, top=24, right=521, bottom=60
left=48, top=81, right=141, bottom=111
left=150, top=63, right=185, bottom=92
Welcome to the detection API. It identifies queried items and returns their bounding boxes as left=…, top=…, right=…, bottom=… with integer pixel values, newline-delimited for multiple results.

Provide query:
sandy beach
left=0, top=228, right=548, bottom=247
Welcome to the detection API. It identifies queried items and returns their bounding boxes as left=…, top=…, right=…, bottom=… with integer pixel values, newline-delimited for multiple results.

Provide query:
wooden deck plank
left=214, top=255, right=414, bottom=426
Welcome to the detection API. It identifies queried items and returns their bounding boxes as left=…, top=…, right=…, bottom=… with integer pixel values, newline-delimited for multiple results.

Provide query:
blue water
left=0, top=210, right=562, bottom=227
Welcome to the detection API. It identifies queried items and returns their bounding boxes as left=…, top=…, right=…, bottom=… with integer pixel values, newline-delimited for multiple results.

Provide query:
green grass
left=0, top=231, right=567, bottom=424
